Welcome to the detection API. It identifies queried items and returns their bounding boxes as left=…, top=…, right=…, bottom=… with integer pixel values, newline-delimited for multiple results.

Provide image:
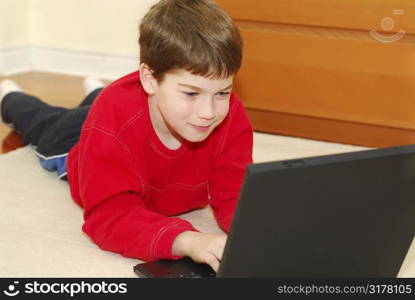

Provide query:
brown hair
left=138, top=0, right=243, bottom=82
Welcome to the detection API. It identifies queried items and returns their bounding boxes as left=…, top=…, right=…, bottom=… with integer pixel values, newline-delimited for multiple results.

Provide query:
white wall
left=29, top=0, right=157, bottom=55
left=0, top=0, right=30, bottom=48
left=0, top=0, right=159, bottom=78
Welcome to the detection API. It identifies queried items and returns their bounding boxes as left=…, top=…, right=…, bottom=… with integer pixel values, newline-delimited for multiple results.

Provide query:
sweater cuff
left=152, top=220, right=199, bottom=261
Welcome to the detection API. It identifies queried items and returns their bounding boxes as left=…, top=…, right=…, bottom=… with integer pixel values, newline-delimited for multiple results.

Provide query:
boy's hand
left=172, top=231, right=227, bottom=272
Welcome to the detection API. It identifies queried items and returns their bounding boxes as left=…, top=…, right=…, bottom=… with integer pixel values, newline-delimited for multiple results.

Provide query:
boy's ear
left=139, top=63, right=157, bottom=95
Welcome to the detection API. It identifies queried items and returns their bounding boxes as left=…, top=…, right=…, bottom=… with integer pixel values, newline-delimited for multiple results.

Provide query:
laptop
left=134, top=144, right=415, bottom=278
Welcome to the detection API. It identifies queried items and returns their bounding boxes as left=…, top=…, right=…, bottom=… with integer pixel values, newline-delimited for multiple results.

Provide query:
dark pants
left=1, top=88, right=103, bottom=177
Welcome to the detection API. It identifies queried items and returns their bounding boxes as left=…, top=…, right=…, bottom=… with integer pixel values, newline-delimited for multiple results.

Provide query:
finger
left=216, top=244, right=225, bottom=261
left=205, top=254, right=220, bottom=273
left=211, top=239, right=226, bottom=261
left=219, top=235, right=228, bottom=252
left=208, top=244, right=225, bottom=262
left=207, top=247, right=225, bottom=272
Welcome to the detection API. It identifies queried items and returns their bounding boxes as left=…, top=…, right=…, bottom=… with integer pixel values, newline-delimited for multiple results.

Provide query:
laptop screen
left=218, top=145, right=415, bottom=277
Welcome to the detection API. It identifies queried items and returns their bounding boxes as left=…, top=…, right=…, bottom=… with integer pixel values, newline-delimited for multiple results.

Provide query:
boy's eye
left=183, top=91, right=198, bottom=97
left=217, top=92, right=230, bottom=97
left=182, top=91, right=230, bottom=98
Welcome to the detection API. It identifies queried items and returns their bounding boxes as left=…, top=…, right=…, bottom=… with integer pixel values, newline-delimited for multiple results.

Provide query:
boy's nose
left=197, top=98, right=215, bottom=120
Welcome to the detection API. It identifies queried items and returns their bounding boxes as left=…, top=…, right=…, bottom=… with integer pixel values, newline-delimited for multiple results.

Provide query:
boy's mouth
left=191, top=124, right=212, bottom=132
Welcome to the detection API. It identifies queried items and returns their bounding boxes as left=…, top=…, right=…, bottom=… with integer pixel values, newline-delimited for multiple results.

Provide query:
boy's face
left=144, top=67, right=234, bottom=146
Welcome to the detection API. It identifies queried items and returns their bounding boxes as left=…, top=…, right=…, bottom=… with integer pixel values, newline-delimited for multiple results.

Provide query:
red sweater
left=67, top=71, right=253, bottom=262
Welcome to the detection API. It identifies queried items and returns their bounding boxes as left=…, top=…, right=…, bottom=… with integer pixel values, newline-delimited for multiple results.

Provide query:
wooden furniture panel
left=2, top=131, right=24, bottom=154
left=218, top=0, right=415, bottom=147
left=216, top=0, right=415, bottom=34
left=247, top=109, right=415, bottom=148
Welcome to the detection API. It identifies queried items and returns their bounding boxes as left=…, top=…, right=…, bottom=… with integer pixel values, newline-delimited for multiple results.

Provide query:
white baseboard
left=0, top=46, right=139, bottom=80
left=0, top=46, right=32, bottom=75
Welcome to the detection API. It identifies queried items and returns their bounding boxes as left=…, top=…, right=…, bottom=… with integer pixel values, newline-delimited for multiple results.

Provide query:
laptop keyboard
left=134, top=257, right=216, bottom=278
left=173, top=271, right=216, bottom=278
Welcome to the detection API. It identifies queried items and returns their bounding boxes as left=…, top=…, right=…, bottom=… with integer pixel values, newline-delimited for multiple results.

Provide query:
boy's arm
left=208, top=100, right=254, bottom=233
left=76, top=127, right=198, bottom=262
left=82, top=191, right=198, bottom=261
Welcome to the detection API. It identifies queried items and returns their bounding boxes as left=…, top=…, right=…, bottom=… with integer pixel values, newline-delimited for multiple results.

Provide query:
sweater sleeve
left=208, top=100, right=254, bottom=233
left=77, top=126, right=198, bottom=262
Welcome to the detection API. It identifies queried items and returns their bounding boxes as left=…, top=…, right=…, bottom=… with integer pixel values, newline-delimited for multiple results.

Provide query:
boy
left=0, top=0, right=253, bottom=273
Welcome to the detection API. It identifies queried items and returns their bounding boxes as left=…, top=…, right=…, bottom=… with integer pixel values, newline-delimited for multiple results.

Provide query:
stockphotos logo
left=369, top=9, right=406, bottom=43
left=3, top=281, right=20, bottom=297
left=2, top=280, right=128, bottom=297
